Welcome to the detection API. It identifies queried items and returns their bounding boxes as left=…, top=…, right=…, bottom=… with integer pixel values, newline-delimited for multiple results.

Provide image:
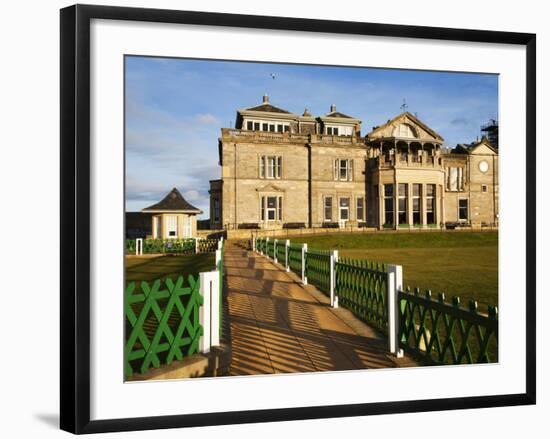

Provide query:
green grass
left=126, top=253, right=215, bottom=286
left=291, top=231, right=498, bottom=311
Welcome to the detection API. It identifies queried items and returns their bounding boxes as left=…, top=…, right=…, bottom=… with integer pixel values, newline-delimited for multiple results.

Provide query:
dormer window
left=245, top=119, right=290, bottom=132
left=326, top=125, right=353, bottom=136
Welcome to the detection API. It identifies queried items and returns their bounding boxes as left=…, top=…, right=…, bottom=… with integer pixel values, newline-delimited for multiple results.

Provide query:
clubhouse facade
left=209, top=95, right=498, bottom=231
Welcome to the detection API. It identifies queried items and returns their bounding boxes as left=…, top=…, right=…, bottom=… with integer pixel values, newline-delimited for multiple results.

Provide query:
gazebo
left=142, top=188, right=202, bottom=239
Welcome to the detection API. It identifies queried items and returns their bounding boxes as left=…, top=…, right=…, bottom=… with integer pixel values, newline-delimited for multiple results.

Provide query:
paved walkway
left=225, top=243, right=417, bottom=376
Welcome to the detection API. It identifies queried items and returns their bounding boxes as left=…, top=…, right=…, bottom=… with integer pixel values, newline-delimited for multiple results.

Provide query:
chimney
left=263, top=94, right=269, bottom=103
left=330, top=104, right=336, bottom=112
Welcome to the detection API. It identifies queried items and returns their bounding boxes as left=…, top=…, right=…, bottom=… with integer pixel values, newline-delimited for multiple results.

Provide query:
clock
left=478, top=160, right=489, bottom=173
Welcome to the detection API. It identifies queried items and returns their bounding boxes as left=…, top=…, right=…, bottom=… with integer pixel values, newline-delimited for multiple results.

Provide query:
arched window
left=395, top=123, right=416, bottom=138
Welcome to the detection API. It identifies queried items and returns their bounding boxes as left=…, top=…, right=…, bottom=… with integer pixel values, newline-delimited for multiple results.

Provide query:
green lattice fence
left=305, top=249, right=331, bottom=294
left=125, top=275, right=203, bottom=378
left=257, top=238, right=266, bottom=253
left=335, top=258, right=388, bottom=331
left=266, top=240, right=275, bottom=259
left=140, top=238, right=195, bottom=254
left=271, top=241, right=278, bottom=259
left=288, top=244, right=303, bottom=274
left=126, top=239, right=136, bottom=255
left=197, top=238, right=218, bottom=253
left=276, top=241, right=286, bottom=263
left=398, top=288, right=499, bottom=364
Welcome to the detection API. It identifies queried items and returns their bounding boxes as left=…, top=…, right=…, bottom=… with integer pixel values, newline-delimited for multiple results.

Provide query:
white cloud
left=195, top=113, right=219, bottom=125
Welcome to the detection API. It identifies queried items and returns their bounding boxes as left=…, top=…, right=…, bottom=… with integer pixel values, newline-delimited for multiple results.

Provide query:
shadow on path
left=225, top=245, right=405, bottom=376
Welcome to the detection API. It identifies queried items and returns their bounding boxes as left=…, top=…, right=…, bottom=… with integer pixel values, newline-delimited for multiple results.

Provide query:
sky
left=125, top=56, right=498, bottom=217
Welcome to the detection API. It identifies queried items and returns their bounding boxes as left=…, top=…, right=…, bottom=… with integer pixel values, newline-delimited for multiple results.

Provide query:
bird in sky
left=270, top=73, right=276, bottom=80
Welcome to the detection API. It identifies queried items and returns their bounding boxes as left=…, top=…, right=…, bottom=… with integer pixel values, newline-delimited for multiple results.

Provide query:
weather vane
left=400, top=98, right=408, bottom=112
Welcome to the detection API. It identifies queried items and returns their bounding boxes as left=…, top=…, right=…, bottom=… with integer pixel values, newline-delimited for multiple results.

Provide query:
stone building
left=209, top=95, right=498, bottom=230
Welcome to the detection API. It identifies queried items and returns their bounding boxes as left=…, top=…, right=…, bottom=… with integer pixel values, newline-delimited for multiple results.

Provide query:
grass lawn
left=126, top=253, right=215, bottom=286
left=290, top=231, right=498, bottom=311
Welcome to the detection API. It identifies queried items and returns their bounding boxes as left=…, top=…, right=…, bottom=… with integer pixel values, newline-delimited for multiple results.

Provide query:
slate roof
left=324, top=111, right=354, bottom=119
left=244, top=103, right=292, bottom=114
left=142, top=188, right=202, bottom=213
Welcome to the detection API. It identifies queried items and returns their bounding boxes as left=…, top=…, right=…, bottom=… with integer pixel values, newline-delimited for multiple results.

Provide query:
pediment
left=256, top=183, right=285, bottom=193
left=368, top=112, right=444, bottom=142
left=468, top=139, right=498, bottom=155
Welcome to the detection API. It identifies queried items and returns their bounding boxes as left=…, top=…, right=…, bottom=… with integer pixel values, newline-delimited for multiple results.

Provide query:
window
left=333, top=159, right=353, bottom=181
left=213, top=199, right=220, bottom=222
left=324, top=197, right=333, bottom=221
left=426, top=184, right=436, bottom=224
left=482, top=184, right=488, bottom=193
left=247, top=120, right=289, bottom=132
left=397, top=124, right=415, bottom=138
left=458, top=199, right=468, bottom=221
left=261, top=196, right=283, bottom=221
left=398, top=183, right=408, bottom=225
left=260, top=156, right=282, bottom=179
left=446, top=167, right=465, bottom=191
left=327, top=126, right=339, bottom=135
left=166, top=215, right=178, bottom=238
left=356, top=197, right=364, bottom=222
left=412, top=184, right=421, bottom=225
left=339, top=197, right=350, bottom=221
left=384, top=184, right=394, bottom=226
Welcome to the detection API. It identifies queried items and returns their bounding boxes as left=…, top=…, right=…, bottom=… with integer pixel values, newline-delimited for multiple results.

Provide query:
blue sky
left=125, top=56, right=498, bottom=217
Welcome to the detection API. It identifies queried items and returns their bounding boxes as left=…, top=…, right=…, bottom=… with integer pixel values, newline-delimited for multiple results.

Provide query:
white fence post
left=302, top=243, right=308, bottom=285
left=135, top=238, right=143, bottom=256
left=387, top=264, right=404, bottom=358
left=199, top=270, right=221, bottom=351
left=330, top=250, right=339, bottom=308
left=195, top=237, right=200, bottom=254
left=265, top=237, right=269, bottom=257
left=285, top=240, right=290, bottom=272
left=274, top=239, right=278, bottom=263
left=252, top=235, right=256, bottom=252
left=199, top=271, right=213, bottom=353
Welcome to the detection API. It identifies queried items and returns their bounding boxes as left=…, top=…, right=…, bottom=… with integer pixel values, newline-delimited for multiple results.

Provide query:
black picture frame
left=60, top=4, right=536, bottom=434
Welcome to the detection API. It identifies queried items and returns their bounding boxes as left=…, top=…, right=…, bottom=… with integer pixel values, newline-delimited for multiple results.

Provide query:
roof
left=324, top=111, right=354, bottom=119
left=243, top=103, right=291, bottom=114
left=142, top=188, right=202, bottom=213
left=368, top=111, right=444, bottom=141
left=452, top=137, right=498, bottom=155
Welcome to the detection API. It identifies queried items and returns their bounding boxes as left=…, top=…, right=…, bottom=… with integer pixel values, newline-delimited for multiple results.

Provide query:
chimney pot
left=330, top=104, right=336, bottom=112
left=263, top=94, right=269, bottom=103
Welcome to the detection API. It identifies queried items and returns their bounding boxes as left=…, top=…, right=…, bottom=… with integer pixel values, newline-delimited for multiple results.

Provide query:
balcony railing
left=221, top=128, right=362, bottom=146
left=375, top=153, right=440, bottom=169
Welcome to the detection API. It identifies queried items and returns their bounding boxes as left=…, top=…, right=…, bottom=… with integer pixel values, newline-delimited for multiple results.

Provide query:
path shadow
left=225, top=247, right=398, bottom=376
